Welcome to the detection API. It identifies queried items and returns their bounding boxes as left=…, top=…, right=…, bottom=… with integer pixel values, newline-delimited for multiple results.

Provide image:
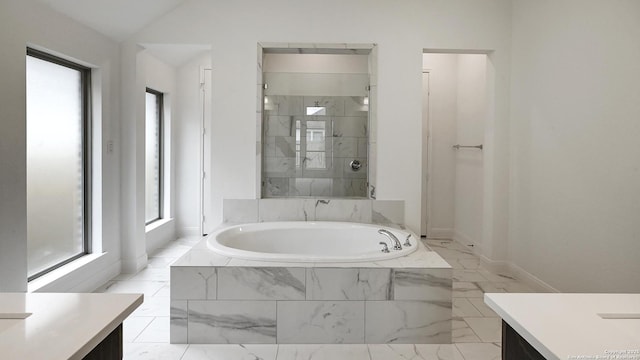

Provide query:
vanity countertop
left=485, top=293, right=640, bottom=360
left=0, top=292, right=143, bottom=360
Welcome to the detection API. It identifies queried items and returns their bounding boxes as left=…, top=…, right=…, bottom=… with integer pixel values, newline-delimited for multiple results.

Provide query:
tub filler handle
left=378, top=229, right=402, bottom=250
left=404, top=234, right=412, bottom=247
left=379, top=242, right=390, bottom=253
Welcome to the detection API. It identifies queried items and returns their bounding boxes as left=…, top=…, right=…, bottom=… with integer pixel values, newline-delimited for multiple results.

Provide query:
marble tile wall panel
left=306, top=268, right=392, bottom=300
left=170, top=300, right=188, bottom=343
left=265, top=115, right=297, bottom=137
left=170, top=267, right=217, bottom=300
left=357, top=138, right=368, bottom=157
left=393, top=268, right=452, bottom=301
left=223, top=199, right=258, bottom=224
left=333, top=116, right=367, bottom=137
left=333, top=137, right=358, bottom=157
left=273, top=136, right=296, bottom=157
left=187, top=301, right=277, bottom=344
left=258, top=199, right=316, bottom=221
left=263, top=177, right=290, bottom=197
left=263, top=158, right=296, bottom=175
left=344, top=96, right=369, bottom=117
left=365, top=301, right=452, bottom=344
left=217, top=267, right=305, bottom=300
left=315, top=199, right=372, bottom=222
left=276, top=301, right=365, bottom=343
left=332, top=179, right=368, bottom=197
left=371, top=200, right=405, bottom=226
left=303, top=96, right=345, bottom=116
left=342, top=158, right=368, bottom=179
left=288, top=178, right=332, bottom=197
left=263, top=137, right=276, bottom=157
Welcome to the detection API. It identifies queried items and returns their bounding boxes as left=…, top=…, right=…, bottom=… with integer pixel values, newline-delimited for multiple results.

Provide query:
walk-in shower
left=259, top=46, right=375, bottom=198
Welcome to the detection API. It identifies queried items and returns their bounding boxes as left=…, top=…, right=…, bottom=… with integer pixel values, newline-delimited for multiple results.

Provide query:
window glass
left=26, top=51, right=89, bottom=279
left=145, top=90, right=162, bottom=223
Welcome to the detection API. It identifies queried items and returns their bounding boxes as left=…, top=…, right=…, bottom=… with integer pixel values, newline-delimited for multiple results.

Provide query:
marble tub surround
left=95, top=235, right=527, bottom=359
left=170, top=237, right=451, bottom=344
left=223, top=198, right=404, bottom=227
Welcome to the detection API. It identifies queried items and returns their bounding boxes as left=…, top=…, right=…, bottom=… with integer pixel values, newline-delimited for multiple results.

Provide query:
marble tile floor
left=95, top=236, right=541, bottom=360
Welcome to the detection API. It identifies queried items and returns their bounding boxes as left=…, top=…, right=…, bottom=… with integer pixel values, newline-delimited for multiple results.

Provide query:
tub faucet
left=378, top=229, right=402, bottom=250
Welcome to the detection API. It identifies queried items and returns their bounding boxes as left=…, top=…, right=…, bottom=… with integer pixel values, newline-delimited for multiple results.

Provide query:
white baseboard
left=429, top=228, right=453, bottom=239
left=477, top=253, right=558, bottom=293
left=121, top=253, right=148, bottom=274
left=507, top=261, right=560, bottom=293
left=443, top=238, right=560, bottom=293
left=452, top=229, right=482, bottom=254
left=178, top=227, right=200, bottom=237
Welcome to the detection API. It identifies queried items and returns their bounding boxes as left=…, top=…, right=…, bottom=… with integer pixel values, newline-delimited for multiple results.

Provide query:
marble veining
left=170, top=301, right=188, bottom=343
left=277, top=344, right=371, bottom=360
left=368, top=344, right=464, bottom=360
left=365, top=301, right=452, bottom=344
left=394, top=269, right=452, bottom=301
left=218, top=268, right=305, bottom=300
left=188, top=301, right=277, bottom=344
left=171, top=267, right=216, bottom=300
left=314, top=199, right=372, bottom=223
left=277, top=301, right=365, bottom=344
left=306, top=268, right=392, bottom=300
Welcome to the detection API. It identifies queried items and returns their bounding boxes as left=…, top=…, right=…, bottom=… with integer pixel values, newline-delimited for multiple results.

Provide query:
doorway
left=421, top=52, right=488, bottom=248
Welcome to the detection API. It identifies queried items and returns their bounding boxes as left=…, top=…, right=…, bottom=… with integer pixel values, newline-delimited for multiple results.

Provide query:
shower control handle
left=404, top=234, right=412, bottom=247
left=350, top=160, right=362, bottom=172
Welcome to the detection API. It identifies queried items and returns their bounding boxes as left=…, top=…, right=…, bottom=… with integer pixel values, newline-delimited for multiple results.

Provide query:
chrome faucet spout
left=378, top=229, right=402, bottom=250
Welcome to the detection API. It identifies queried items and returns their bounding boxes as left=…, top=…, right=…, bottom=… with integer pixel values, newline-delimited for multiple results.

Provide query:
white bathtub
left=206, top=221, right=418, bottom=262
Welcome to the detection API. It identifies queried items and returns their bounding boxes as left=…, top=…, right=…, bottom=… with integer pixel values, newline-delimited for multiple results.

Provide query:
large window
left=26, top=48, right=91, bottom=280
left=145, top=88, right=163, bottom=224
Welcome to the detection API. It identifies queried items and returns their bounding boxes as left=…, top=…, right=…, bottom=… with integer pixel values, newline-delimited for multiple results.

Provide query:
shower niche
left=258, top=44, right=377, bottom=198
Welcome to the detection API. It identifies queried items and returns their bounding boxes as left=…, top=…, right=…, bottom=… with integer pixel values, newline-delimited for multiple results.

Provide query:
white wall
left=0, top=0, right=121, bottom=292
left=422, top=54, right=458, bottom=238
left=454, top=54, right=486, bottom=247
left=141, top=51, right=178, bottom=253
left=128, top=0, right=513, bottom=239
left=175, top=53, right=212, bottom=236
left=509, top=0, right=640, bottom=292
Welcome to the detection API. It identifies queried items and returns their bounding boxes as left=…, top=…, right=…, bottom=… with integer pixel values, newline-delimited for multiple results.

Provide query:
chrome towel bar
left=453, top=144, right=483, bottom=150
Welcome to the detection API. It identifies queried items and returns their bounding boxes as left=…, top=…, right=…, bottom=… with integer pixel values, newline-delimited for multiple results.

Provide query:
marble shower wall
left=223, top=199, right=404, bottom=227
left=262, top=95, right=369, bottom=197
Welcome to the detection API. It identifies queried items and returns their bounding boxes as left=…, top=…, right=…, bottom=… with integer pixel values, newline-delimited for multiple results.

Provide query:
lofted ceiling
left=37, top=0, right=188, bottom=42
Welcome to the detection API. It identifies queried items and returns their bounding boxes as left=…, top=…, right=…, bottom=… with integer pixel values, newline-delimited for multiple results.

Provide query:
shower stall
left=260, top=50, right=372, bottom=198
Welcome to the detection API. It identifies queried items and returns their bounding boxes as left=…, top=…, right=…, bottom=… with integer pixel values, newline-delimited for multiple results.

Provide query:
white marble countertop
left=485, top=293, right=640, bottom=360
left=0, top=292, right=143, bottom=360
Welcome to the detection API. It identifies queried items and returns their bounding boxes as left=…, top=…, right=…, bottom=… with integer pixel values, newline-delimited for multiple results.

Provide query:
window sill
left=28, top=252, right=107, bottom=293
left=145, top=218, right=173, bottom=233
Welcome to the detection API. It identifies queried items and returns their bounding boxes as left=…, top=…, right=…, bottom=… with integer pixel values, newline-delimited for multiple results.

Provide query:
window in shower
left=26, top=48, right=91, bottom=280
left=145, top=88, right=163, bottom=224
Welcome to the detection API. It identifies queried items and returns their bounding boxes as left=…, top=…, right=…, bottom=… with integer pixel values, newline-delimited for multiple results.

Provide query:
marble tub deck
left=170, top=237, right=452, bottom=345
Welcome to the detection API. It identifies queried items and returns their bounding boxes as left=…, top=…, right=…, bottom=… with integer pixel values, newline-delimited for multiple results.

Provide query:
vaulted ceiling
left=36, top=0, right=188, bottom=42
